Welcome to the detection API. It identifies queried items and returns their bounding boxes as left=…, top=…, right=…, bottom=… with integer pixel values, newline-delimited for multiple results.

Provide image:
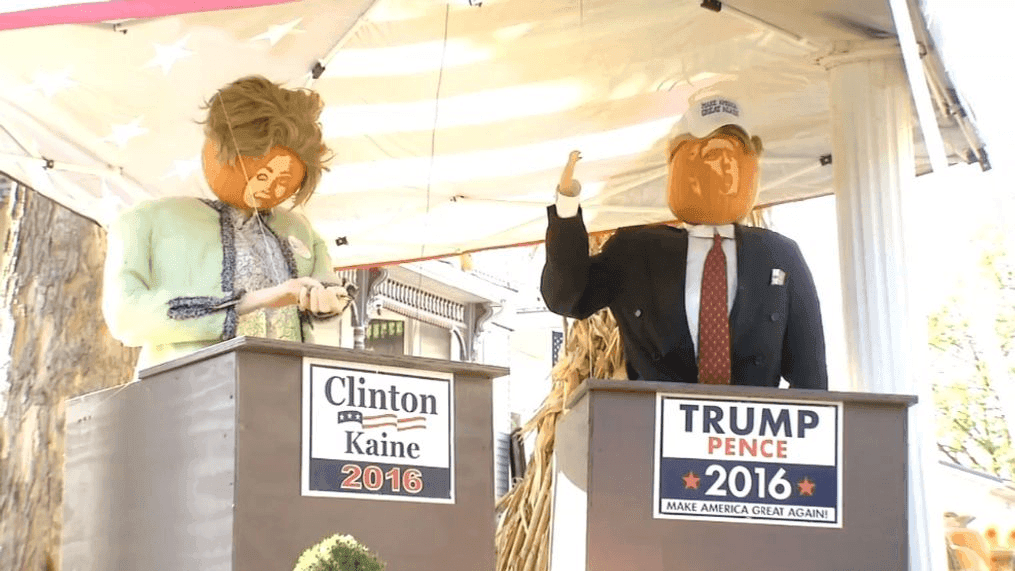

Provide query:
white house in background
left=321, top=261, right=512, bottom=365
left=310, top=248, right=579, bottom=498
left=313, top=258, right=522, bottom=497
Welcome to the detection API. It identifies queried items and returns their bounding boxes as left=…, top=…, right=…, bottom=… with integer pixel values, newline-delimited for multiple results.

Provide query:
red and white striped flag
left=0, top=0, right=301, bottom=31
left=338, top=411, right=428, bottom=432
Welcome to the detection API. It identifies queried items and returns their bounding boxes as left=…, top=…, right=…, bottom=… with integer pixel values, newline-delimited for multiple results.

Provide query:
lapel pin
left=771, top=269, right=786, bottom=286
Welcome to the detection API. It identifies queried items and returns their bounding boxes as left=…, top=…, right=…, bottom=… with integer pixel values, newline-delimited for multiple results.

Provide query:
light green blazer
left=102, top=197, right=338, bottom=369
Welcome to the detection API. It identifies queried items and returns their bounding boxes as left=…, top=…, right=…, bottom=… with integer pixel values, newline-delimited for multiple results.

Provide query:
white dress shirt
left=554, top=192, right=738, bottom=357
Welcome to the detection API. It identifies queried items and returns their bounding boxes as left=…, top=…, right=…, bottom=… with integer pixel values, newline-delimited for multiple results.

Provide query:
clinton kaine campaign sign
left=654, top=394, right=842, bottom=527
left=302, top=358, right=454, bottom=503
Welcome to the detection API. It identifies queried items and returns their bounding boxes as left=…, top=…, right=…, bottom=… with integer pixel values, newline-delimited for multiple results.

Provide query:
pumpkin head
left=665, top=92, right=762, bottom=224
left=202, top=139, right=307, bottom=211
left=666, top=125, right=760, bottom=224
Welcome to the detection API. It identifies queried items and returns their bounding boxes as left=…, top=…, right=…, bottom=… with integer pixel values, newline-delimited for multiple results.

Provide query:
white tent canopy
left=0, top=0, right=984, bottom=268
left=0, top=3, right=991, bottom=570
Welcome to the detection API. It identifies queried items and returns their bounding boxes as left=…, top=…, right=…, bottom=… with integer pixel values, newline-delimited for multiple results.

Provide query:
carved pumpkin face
left=201, top=139, right=307, bottom=211
left=666, top=128, right=759, bottom=225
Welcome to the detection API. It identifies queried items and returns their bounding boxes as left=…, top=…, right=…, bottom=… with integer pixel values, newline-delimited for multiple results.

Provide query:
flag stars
left=103, top=117, right=148, bottom=148
left=338, top=410, right=362, bottom=423
left=144, top=36, right=194, bottom=76
left=250, top=18, right=305, bottom=46
left=30, top=68, right=76, bottom=98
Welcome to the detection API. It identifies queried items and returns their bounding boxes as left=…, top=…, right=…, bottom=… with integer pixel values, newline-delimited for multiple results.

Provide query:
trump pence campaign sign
left=654, top=393, right=842, bottom=527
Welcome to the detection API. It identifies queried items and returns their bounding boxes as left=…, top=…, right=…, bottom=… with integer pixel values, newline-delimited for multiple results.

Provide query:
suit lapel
left=665, top=227, right=696, bottom=370
left=673, top=228, right=691, bottom=342
left=730, top=225, right=755, bottom=353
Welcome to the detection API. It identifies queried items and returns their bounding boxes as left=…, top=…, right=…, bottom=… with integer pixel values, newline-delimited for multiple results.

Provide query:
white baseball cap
left=671, top=90, right=753, bottom=139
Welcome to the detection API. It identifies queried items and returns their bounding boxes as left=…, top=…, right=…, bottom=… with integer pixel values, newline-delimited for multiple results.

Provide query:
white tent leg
left=888, top=0, right=949, bottom=172
left=823, top=46, right=946, bottom=571
left=303, top=0, right=381, bottom=88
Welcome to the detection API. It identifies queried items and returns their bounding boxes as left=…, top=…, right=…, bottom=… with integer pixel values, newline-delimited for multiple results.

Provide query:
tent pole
left=704, top=1, right=819, bottom=52
left=887, top=0, right=949, bottom=172
left=821, top=42, right=947, bottom=571
left=304, top=0, right=382, bottom=88
left=0, top=152, right=121, bottom=178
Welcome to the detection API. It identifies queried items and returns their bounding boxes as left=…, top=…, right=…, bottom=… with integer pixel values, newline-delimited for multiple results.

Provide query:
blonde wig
left=202, top=76, right=331, bottom=206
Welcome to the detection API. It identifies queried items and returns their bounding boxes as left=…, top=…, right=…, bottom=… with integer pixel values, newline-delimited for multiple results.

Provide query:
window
left=365, top=319, right=405, bottom=356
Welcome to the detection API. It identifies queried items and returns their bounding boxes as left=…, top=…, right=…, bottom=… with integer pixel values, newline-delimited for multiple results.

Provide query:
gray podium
left=61, top=337, right=508, bottom=571
left=550, top=379, right=917, bottom=571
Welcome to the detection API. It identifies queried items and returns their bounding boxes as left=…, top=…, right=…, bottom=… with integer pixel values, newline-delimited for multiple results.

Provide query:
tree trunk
left=0, top=178, right=138, bottom=571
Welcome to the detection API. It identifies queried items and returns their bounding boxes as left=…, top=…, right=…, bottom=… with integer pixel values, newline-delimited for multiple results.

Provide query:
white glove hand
left=299, top=284, right=353, bottom=316
left=557, top=150, right=583, bottom=197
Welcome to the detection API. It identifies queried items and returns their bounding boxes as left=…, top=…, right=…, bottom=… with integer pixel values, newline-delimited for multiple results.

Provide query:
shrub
left=293, top=534, right=386, bottom=571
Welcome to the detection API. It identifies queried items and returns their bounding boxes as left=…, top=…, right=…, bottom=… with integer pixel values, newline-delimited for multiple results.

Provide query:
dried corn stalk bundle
left=495, top=233, right=626, bottom=571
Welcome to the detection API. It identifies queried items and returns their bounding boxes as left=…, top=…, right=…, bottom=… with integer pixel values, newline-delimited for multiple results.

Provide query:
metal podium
left=549, top=379, right=917, bottom=571
left=62, top=337, right=508, bottom=571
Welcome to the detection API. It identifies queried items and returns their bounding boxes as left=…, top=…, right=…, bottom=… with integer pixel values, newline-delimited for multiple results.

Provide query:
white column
left=821, top=40, right=946, bottom=571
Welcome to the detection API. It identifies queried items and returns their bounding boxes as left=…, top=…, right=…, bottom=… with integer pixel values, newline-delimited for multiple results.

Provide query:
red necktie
left=698, top=232, right=731, bottom=384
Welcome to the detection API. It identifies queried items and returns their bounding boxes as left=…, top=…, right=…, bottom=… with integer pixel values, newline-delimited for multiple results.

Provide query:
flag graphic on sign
left=337, top=410, right=427, bottom=431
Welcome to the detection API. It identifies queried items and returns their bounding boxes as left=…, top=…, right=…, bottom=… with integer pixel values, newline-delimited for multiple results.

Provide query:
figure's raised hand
left=558, top=150, right=583, bottom=197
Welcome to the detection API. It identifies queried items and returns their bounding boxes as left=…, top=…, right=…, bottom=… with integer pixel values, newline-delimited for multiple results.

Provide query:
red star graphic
left=797, top=477, right=816, bottom=496
left=683, top=471, right=700, bottom=489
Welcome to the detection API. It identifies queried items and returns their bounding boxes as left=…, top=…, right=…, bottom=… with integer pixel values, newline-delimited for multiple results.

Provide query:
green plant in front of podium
left=293, top=534, right=386, bottom=571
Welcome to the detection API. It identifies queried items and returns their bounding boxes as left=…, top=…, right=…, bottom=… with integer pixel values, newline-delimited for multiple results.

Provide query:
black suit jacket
left=540, top=206, right=827, bottom=389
